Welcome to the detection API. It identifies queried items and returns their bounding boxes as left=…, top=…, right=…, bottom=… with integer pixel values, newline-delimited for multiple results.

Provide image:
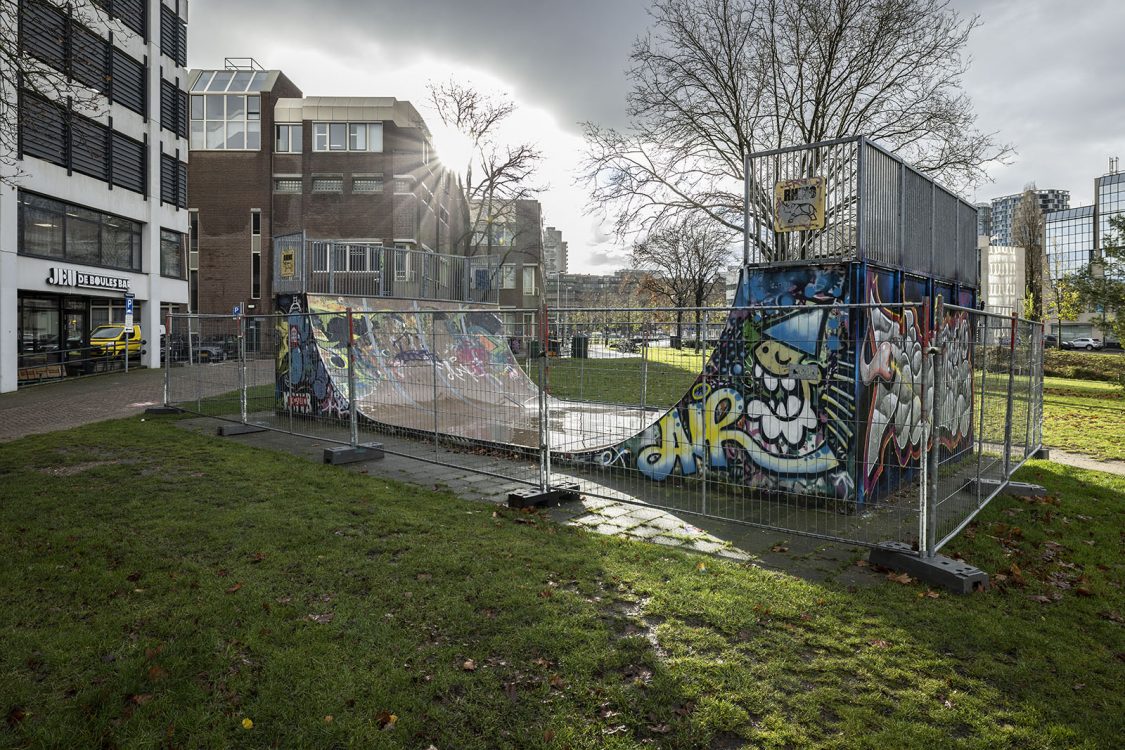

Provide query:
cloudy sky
left=187, top=0, right=1125, bottom=271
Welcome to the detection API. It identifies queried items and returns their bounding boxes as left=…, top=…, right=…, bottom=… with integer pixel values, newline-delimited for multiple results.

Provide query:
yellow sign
left=774, top=177, right=826, bottom=232
left=281, top=249, right=296, bottom=279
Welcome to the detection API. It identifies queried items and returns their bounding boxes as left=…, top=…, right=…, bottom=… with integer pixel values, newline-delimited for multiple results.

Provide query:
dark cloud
left=188, top=0, right=649, bottom=132
left=187, top=0, right=1125, bottom=268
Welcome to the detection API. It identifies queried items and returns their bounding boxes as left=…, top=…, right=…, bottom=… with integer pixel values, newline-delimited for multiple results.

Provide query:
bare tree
left=0, top=0, right=122, bottom=186
left=427, top=79, right=543, bottom=260
left=632, top=216, right=734, bottom=345
left=1011, top=187, right=1046, bottom=321
left=580, top=0, right=1012, bottom=241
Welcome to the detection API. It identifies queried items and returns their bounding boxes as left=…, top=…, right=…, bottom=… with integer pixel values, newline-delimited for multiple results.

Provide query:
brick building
left=186, top=62, right=469, bottom=317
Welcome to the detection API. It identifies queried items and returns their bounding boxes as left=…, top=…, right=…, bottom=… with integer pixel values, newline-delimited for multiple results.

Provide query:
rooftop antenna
left=1110, top=156, right=1120, bottom=175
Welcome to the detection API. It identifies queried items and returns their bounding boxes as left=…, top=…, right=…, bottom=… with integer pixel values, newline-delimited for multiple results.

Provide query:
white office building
left=0, top=0, right=190, bottom=392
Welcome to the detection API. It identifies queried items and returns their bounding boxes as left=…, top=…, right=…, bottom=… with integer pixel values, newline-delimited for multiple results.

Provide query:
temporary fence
left=164, top=300, right=1043, bottom=558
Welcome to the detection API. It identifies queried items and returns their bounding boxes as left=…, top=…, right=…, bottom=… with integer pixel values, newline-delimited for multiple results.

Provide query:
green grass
left=1, top=418, right=1122, bottom=748
left=1041, top=377, right=1125, bottom=461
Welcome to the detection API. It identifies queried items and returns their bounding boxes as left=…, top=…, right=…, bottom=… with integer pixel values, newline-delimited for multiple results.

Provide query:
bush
left=1043, top=349, right=1124, bottom=383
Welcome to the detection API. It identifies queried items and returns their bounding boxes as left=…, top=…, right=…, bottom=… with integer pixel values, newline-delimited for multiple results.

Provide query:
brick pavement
left=0, top=369, right=167, bottom=443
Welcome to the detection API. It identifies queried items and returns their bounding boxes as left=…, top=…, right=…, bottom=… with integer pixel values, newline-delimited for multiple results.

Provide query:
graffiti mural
left=860, top=299, right=931, bottom=491
left=276, top=261, right=976, bottom=506
left=858, top=272, right=976, bottom=495
left=572, top=265, right=856, bottom=499
left=276, top=293, right=345, bottom=416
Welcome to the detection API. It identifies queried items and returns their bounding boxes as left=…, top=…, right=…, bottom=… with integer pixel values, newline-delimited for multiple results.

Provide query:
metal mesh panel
left=746, top=138, right=860, bottom=263
left=933, top=187, right=960, bottom=281
left=902, top=168, right=934, bottom=273
left=860, top=144, right=902, bottom=267
left=164, top=299, right=1044, bottom=559
left=746, top=137, right=979, bottom=286
left=929, top=306, right=1045, bottom=553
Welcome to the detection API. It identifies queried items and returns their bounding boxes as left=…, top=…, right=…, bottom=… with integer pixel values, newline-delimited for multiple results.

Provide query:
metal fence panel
left=165, top=299, right=1044, bottom=558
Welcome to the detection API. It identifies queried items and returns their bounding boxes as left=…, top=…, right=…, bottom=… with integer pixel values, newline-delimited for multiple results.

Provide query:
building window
left=91, top=0, right=147, bottom=38
left=351, top=175, right=383, bottom=193
left=190, top=93, right=261, bottom=150
left=274, top=177, right=302, bottom=193
left=19, top=192, right=142, bottom=272
left=159, top=5, right=187, bottom=67
left=500, top=264, right=517, bottom=290
left=189, top=210, right=199, bottom=312
left=161, top=79, right=189, bottom=139
left=311, top=176, right=343, bottom=193
left=394, top=177, right=413, bottom=194
left=160, top=154, right=188, bottom=208
left=312, top=122, right=383, bottom=152
left=19, top=89, right=147, bottom=195
left=394, top=247, right=413, bottom=281
left=251, top=210, right=262, bottom=300
left=275, top=124, right=302, bottom=153
left=160, top=229, right=187, bottom=279
left=522, top=266, right=538, bottom=295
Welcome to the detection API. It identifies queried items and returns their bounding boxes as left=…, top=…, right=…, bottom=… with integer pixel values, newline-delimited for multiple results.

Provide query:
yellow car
left=89, top=324, right=143, bottom=357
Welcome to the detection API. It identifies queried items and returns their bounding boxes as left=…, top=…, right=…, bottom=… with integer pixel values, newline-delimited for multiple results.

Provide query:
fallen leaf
left=1076, top=586, right=1093, bottom=597
left=854, top=559, right=870, bottom=567
left=276, top=595, right=292, bottom=604
left=324, top=715, right=333, bottom=723
left=462, top=659, right=477, bottom=671
left=770, top=544, right=789, bottom=553
left=250, top=552, right=266, bottom=563
left=126, top=571, right=143, bottom=582
left=532, top=657, right=553, bottom=669
left=226, top=583, right=242, bottom=594
left=7, top=706, right=28, bottom=727
left=543, top=729, right=556, bottom=742
left=597, top=703, right=620, bottom=719
left=538, top=589, right=553, bottom=599
left=147, top=665, right=167, bottom=682
left=886, top=572, right=913, bottom=585
left=307, top=613, right=335, bottom=624
left=694, top=561, right=707, bottom=572
left=241, top=718, right=253, bottom=730
left=144, top=645, right=164, bottom=660
left=648, top=723, right=671, bottom=734
left=549, top=674, right=565, bottom=690
left=1072, top=683, right=1085, bottom=691
left=869, top=639, right=891, bottom=649
left=1027, top=595, right=1052, bottom=604
left=919, top=589, right=941, bottom=599
left=416, top=573, right=432, bottom=582
left=375, top=710, right=397, bottom=730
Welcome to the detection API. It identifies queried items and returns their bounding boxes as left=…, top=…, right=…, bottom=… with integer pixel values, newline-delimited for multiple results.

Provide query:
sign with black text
left=46, top=266, right=130, bottom=292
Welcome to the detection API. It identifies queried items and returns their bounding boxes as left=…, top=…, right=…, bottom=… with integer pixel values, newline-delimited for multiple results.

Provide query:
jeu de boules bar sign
left=46, top=266, right=130, bottom=292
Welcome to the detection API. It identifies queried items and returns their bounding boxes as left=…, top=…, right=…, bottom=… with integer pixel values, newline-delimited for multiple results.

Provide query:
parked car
left=89, top=324, right=142, bottom=357
left=1063, top=336, right=1104, bottom=351
left=162, top=333, right=227, bottom=363
left=1044, top=334, right=1059, bottom=347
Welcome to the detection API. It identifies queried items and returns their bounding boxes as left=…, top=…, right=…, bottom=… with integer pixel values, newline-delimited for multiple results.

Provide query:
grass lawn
left=1, top=418, right=1122, bottom=748
left=1040, top=377, right=1125, bottom=461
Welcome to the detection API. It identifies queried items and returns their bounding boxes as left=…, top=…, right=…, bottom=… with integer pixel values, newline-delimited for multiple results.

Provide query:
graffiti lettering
left=637, top=385, right=755, bottom=480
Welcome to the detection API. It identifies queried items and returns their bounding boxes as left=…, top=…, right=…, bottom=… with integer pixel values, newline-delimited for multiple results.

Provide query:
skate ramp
left=301, top=295, right=662, bottom=453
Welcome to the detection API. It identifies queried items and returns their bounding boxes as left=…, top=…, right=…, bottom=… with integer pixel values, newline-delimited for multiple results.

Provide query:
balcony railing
left=273, top=234, right=503, bottom=305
